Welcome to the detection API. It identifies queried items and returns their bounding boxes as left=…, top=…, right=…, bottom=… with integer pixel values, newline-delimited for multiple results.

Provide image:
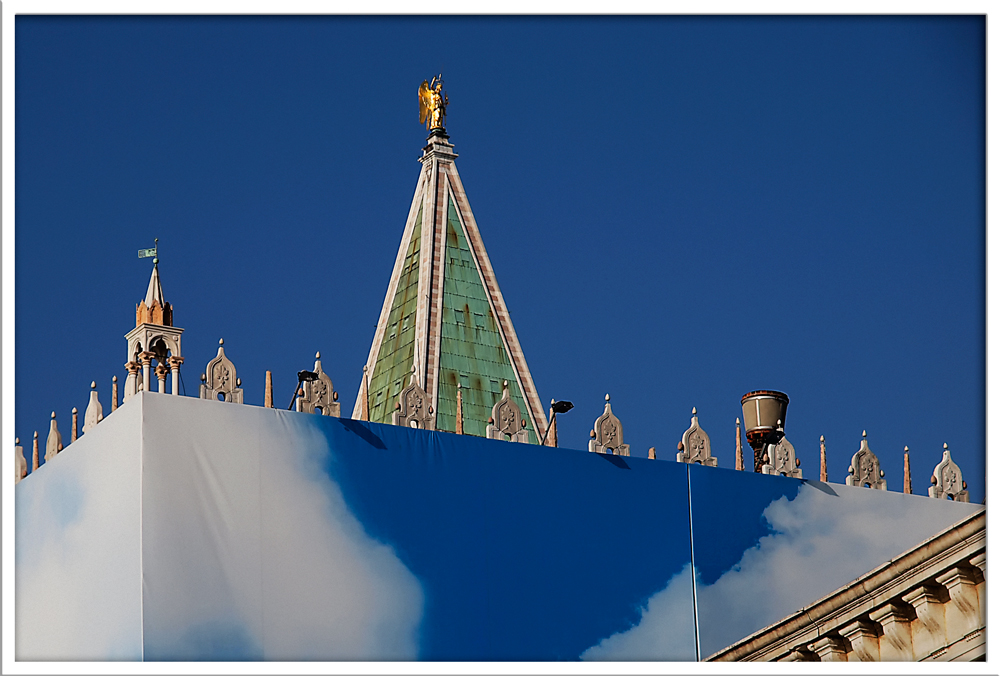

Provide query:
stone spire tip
left=605, top=393, right=610, bottom=402
left=692, top=406, right=697, bottom=415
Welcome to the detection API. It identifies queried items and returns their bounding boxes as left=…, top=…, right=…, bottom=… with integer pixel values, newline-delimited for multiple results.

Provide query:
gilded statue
left=418, top=75, right=449, bottom=131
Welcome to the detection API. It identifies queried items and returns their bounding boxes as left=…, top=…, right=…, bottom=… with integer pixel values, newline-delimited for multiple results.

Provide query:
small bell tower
left=124, top=240, right=185, bottom=400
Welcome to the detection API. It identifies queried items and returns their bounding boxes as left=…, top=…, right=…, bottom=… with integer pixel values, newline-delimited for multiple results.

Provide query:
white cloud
left=582, top=481, right=983, bottom=660
left=15, top=403, right=143, bottom=661
left=255, top=415, right=424, bottom=659
left=137, top=396, right=425, bottom=660
left=580, top=564, right=696, bottom=661
left=18, top=395, right=424, bottom=661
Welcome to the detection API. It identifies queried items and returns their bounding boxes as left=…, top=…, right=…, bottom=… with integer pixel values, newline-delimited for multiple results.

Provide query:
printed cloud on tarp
left=138, top=402, right=425, bottom=660
left=581, top=480, right=982, bottom=660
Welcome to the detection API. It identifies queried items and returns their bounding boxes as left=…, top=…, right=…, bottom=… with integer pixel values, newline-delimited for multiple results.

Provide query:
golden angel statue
left=418, top=75, right=449, bottom=131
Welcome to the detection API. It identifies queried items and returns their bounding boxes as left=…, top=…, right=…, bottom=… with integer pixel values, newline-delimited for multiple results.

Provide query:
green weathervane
left=138, top=238, right=159, bottom=265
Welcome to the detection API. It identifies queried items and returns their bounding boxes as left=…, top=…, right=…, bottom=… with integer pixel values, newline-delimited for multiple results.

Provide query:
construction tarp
left=15, top=392, right=982, bottom=660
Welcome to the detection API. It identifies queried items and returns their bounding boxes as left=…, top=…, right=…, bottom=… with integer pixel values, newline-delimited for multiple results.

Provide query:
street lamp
left=541, top=399, right=574, bottom=447
left=288, top=370, right=319, bottom=410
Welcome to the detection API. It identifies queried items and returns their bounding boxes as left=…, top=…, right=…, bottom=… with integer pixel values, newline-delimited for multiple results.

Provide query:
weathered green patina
left=367, top=207, right=421, bottom=424
left=435, top=197, right=538, bottom=443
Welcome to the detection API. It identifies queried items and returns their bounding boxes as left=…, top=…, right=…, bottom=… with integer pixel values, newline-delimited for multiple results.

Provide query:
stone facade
left=708, top=510, right=985, bottom=662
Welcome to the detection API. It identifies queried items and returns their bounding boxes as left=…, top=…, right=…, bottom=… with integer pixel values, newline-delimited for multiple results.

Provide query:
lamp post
left=741, top=390, right=789, bottom=473
left=288, top=370, right=319, bottom=410
left=541, top=399, right=574, bottom=447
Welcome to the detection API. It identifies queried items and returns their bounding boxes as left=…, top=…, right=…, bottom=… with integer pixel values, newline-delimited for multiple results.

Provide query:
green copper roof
left=367, top=208, right=421, bottom=424
left=435, top=197, right=538, bottom=443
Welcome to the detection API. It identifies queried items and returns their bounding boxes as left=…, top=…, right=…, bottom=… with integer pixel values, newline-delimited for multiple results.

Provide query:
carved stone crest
left=676, top=407, right=717, bottom=466
left=589, top=394, right=629, bottom=456
left=486, top=380, right=529, bottom=442
left=199, top=339, right=244, bottom=403
left=845, top=431, right=886, bottom=489
left=393, top=367, right=435, bottom=430
left=296, top=352, right=340, bottom=417
left=929, top=444, right=969, bottom=502
left=760, top=421, right=801, bottom=477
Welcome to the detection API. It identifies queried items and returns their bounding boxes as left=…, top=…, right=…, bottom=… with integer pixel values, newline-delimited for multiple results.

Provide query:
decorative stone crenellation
left=845, top=430, right=886, bottom=489
left=761, top=422, right=801, bottom=478
left=589, top=394, right=629, bottom=456
left=296, top=352, right=340, bottom=417
left=819, top=434, right=828, bottom=482
left=83, top=381, right=103, bottom=434
left=200, top=339, right=244, bottom=403
left=928, top=444, right=968, bottom=502
left=14, top=438, right=27, bottom=484
left=676, top=407, right=716, bottom=466
left=486, top=381, right=529, bottom=442
left=735, top=418, right=744, bottom=471
left=44, top=412, right=62, bottom=462
left=392, top=367, right=435, bottom=430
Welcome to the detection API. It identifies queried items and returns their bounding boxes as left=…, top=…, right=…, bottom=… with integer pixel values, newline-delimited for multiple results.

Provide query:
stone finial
left=83, top=381, right=104, bottom=434
left=761, top=420, right=801, bottom=478
left=928, top=443, right=969, bottom=501
left=296, top=352, right=340, bottom=417
left=45, top=412, right=62, bottom=462
left=264, top=371, right=274, bottom=408
left=677, top=407, right=716, bottom=466
left=392, top=366, right=435, bottom=430
left=32, top=432, right=39, bottom=471
left=648, top=447, right=656, bottom=460
left=455, top=383, right=464, bottom=434
left=71, top=407, right=79, bottom=442
left=735, top=418, right=744, bottom=471
left=15, top=438, right=27, bottom=484
left=903, top=446, right=912, bottom=494
left=359, top=365, right=370, bottom=422
left=486, top=380, right=529, bottom=442
left=845, top=430, right=887, bottom=489
left=111, top=375, right=119, bottom=412
left=589, top=393, right=629, bottom=456
left=543, top=398, right=557, bottom=447
left=199, top=339, right=244, bottom=403
left=819, top=435, right=828, bottom=482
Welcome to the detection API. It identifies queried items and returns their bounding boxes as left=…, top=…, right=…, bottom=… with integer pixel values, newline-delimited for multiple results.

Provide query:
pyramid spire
left=354, top=93, right=545, bottom=441
left=136, top=250, right=172, bottom=327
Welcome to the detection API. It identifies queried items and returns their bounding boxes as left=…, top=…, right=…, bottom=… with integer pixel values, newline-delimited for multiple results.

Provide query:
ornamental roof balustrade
left=199, top=339, right=244, bottom=404
left=392, top=366, right=435, bottom=430
left=846, top=430, right=887, bottom=489
left=761, top=421, right=801, bottom=478
left=589, top=394, right=629, bottom=457
left=296, top=352, right=340, bottom=417
left=677, top=407, right=716, bottom=466
left=929, top=444, right=969, bottom=502
left=486, top=381, right=529, bottom=442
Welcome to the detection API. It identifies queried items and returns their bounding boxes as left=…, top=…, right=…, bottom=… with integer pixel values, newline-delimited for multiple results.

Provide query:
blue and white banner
left=15, top=393, right=982, bottom=661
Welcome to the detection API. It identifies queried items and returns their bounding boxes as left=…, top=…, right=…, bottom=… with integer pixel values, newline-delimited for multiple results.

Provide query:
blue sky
left=13, top=16, right=985, bottom=501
